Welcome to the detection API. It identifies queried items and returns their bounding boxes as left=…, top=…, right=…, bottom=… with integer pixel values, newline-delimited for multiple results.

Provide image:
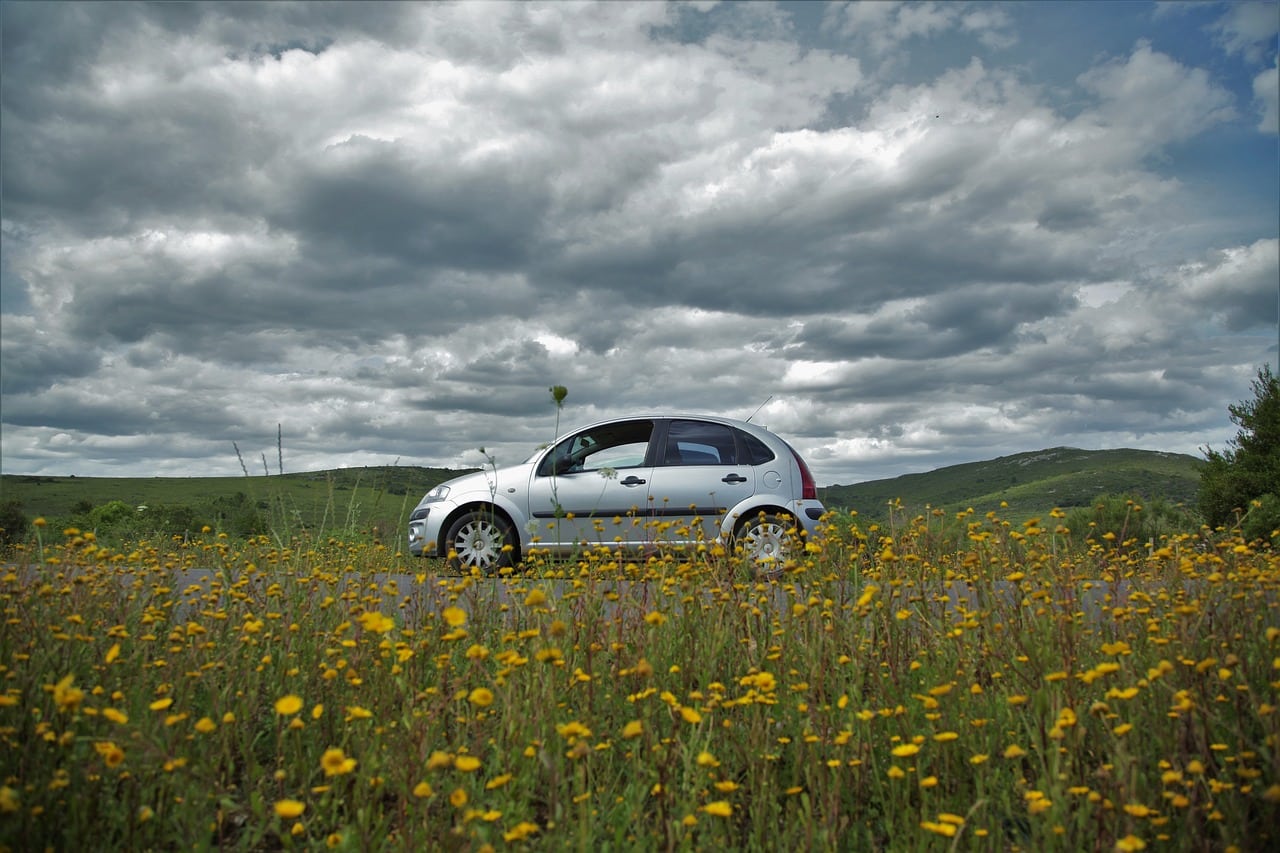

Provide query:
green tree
left=1198, top=365, right=1280, bottom=533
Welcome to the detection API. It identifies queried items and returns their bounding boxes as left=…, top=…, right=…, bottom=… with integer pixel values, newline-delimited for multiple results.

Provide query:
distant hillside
left=819, top=447, right=1205, bottom=523
left=0, top=466, right=471, bottom=535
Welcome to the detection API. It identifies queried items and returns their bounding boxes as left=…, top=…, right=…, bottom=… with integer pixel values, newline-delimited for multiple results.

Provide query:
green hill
left=0, top=466, right=470, bottom=541
left=819, top=447, right=1204, bottom=523
left=2, top=447, right=1207, bottom=541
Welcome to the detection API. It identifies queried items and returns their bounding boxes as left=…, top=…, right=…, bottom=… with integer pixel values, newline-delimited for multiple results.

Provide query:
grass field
left=2, top=506, right=1276, bottom=851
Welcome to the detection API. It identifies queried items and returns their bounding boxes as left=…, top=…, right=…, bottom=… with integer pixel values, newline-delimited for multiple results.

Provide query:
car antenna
left=745, top=395, right=773, bottom=423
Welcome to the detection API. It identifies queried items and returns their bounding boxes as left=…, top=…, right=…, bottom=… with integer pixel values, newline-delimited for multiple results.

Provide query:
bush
left=0, top=500, right=29, bottom=545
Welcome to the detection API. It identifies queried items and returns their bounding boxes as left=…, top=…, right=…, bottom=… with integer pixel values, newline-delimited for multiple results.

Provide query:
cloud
left=1, top=1, right=1274, bottom=485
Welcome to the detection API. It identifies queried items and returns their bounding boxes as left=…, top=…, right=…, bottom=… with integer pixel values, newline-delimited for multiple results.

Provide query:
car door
left=526, top=419, right=655, bottom=554
left=644, top=419, right=755, bottom=546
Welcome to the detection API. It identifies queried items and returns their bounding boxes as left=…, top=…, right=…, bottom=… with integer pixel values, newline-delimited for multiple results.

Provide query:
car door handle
left=621, top=475, right=647, bottom=486
left=721, top=474, right=748, bottom=484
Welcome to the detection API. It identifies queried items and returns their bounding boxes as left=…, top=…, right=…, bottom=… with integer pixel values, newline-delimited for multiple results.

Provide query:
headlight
left=424, top=485, right=450, bottom=502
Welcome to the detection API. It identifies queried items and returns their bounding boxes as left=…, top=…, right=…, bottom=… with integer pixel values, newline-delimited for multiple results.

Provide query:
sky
left=1, top=1, right=1277, bottom=487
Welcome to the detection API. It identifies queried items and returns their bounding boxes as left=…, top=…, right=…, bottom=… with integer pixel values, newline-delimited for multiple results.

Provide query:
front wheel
left=733, top=512, right=797, bottom=574
left=444, top=510, right=517, bottom=572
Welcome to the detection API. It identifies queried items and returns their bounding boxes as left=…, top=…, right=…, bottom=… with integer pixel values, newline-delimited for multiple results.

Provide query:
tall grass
left=1, top=509, right=1276, bottom=851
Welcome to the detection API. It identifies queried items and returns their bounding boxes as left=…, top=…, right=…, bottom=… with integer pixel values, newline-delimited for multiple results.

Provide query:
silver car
left=407, top=414, right=826, bottom=570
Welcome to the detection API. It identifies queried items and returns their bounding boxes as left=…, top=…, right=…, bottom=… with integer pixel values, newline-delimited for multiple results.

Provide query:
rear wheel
left=733, top=512, right=796, bottom=575
left=445, top=510, right=517, bottom=572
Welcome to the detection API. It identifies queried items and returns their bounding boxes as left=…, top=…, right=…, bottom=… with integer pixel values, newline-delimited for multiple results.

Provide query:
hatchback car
left=407, top=414, right=826, bottom=571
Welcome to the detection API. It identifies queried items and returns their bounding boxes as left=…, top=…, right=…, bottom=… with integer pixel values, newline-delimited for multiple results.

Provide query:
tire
left=733, top=512, right=796, bottom=573
left=444, top=510, right=517, bottom=572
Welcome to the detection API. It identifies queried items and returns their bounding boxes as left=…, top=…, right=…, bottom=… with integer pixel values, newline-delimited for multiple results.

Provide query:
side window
left=538, top=420, right=653, bottom=476
left=737, top=430, right=776, bottom=465
left=663, top=420, right=738, bottom=466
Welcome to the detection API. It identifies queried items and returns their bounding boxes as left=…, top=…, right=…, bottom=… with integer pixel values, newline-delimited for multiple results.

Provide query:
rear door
left=644, top=419, right=755, bottom=546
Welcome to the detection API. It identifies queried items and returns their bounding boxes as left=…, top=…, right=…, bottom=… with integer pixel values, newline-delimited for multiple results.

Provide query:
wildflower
left=503, top=822, right=540, bottom=842
left=427, top=750, right=454, bottom=770
left=274, top=800, right=306, bottom=819
left=345, top=706, right=373, bottom=721
left=703, top=801, right=733, bottom=817
left=137, top=806, right=154, bottom=823
left=892, top=743, right=920, bottom=758
left=680, top=706, right=703, bottom=724
left=455, top=755, right=482, bottom=772
left=275, top=695, right=303, bottom=716
left=468, top=688, right=494, bottom=708
left=933, top=731, right=959, bottom=742
left=358, top=611, right=395, bottom=634
left=321, top=748, right=358, bottom=777
left=1003, top=745, right=1027, bottom=759
left=103, top=708, right=129, bottom=725
left=557, top=721, right=592, bottom=741
left=194, top=717, right=216, bottom=734
left=644, top=610, right=667, bottom=626
left=0, top=787, right=19, bottom=813
left=622, top=720, right=644, bottom=739
left=450, top=788, right=468, bottom=808
left=94, top=741, right=125, bottom=768
left=524, top=589, right=548, bottom=607
left=150, top=697, right=173, bottom=712
left=53, top=675, right=84, bottom=713
left=1115, top=835, right=1147, bottom=852
left=921, top=821, right=957, bottom=837
left=442, top=606, right=467, bottom=628
left=105, top=644, right=120, bottom=664
left=696, top=751, right=720, bottom=767
left=413, top=782, right=433, bottom=798
left=486, top=774, right=512, bottom=790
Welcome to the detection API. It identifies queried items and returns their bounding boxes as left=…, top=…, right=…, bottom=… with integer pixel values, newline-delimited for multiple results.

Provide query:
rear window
left=663, top=420, right=737, bottom=465
left=738, top=430, right=775, bottom=465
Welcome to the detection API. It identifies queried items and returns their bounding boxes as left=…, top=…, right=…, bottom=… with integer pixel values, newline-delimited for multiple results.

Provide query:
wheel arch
left=438, top=501, right=523, bottom=557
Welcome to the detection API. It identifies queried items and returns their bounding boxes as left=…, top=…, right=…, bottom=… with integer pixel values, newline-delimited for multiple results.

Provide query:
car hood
left=432, top=462, right=536, bottom=500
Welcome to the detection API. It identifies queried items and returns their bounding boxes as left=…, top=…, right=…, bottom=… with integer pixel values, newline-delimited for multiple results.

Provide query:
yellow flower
left=53, top=675, right=84, bottom=712
left=358, top=611, right=395, bottom=634
left=449, top=788, right=468, bottom=808
left=523, top=589, right=548, bottom=607
left=696, top=751, right=720, bottom=767
left=442, top=606, right=467, bottom=628
left=1003, top=745, right=1027, bottom=759
left=468, top=688, right=494, bottom=708
left=702, top=801, right=733, bottom=817
left=274, top=799, right=306, bottom=819
left=321, top=748, right=358, bottom=777
left=622, top=720, right=644, bottom=739
left=455, top=755, right=482, bottom=772
left=0, top=786, right=20, bottom=813
left=556, top=721, right=592, bottom=740
left=921, top=821, right=957, bottom=837
left=345, top=705, right=373, bottom=721
left=503, top=821, right=540, bottom=842
left=680, top=706, right=703, bottom=724
left=275, top=695, right=304, bottom=716
left=644, top=610, right=667, bottom=626
left=149, top=697, right=173, bottom=712
left=427, top=750, right=454, bottom=770
left=933, top=731, right=959, bottom=742
left=94, top=741, right=125, bottom=768
left=1115, top=835, right=1147, bottom=852
left=103, top=708, right=129, bottom=725
left=412, top=782, right=433, bottom=798
left=891, top=744, right=920, bottom=758
left=105, top=644, right=120, bottom=664
left=194, top=717, right=217, bottom=734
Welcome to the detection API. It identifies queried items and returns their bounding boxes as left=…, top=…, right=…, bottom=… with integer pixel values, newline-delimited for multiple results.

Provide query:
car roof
left=569, top=413, right=780, bottom=439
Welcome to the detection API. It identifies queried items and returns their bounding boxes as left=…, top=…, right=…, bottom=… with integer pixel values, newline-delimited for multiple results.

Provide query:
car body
left=407, top=414, right=826, bottom=570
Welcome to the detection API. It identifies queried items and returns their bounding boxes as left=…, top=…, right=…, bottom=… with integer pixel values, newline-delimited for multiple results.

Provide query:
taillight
left=790, top=447, right=818, bottom=500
